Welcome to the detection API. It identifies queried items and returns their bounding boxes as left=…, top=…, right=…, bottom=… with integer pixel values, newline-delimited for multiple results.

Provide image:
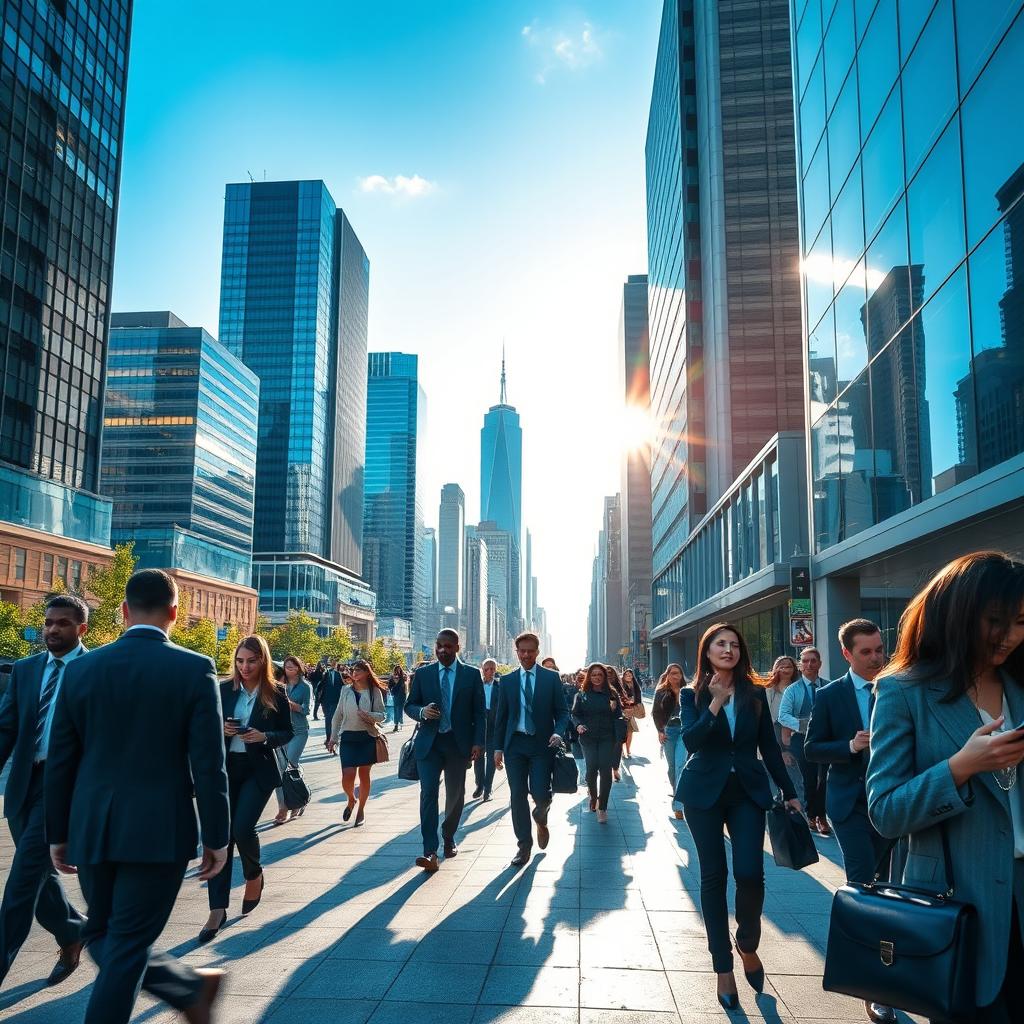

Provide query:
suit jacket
left=867, top=672, right=1024, bottom=1006
left=0, top=651, right=54, bottom=821
left=804, top=672, right=871, bottom=822
left=677, top=686, right=795, bottom=811
left=320, top=669, right=344, bottom=712
left=285, top=678, right=311, bottom=735
left=406, top=659, right=486, bottom=758
left=219, top=680, right=293, bottom=791
left=493, top=664, right=570, bottom=754
left=44, top=630, right=230, bottom=865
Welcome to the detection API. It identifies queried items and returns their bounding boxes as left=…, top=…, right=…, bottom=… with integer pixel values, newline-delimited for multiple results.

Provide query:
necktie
left=867, top=686, right=876, bottom=726
left=523, top=671, right=535, bottom=735
left=35, top=659, right=64, bottom=755
left=440, top=667, right=452, bottom=732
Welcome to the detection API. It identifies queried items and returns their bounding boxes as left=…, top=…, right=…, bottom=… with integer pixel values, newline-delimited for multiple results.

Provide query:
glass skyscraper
left=363, top=352, right=426, bottom=646
left=218, top=180, right=374, bottom=630
left=793, top=0, right=1024, bottom=667
left=0, top=0, right=132, bottom=554
left=437, top=482, right=465, bottom=615
left=102, top=312, right=258, bottom=587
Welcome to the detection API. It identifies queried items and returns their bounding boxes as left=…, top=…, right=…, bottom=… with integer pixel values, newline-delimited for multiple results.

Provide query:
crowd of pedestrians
left=0, top=550, right=1023, bottom=1023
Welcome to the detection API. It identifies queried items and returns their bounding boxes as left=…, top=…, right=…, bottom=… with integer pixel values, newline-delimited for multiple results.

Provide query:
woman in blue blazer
left=677, top=622, right=800, bottom=1010
left=868, top=552, right=1024, bottom=1022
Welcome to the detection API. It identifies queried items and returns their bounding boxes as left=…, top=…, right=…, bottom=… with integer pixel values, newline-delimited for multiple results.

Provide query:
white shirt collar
left=800, top=674, right=818, bottom=687
left=124, top=624, right=168, bottom=638
left=849, top=670, right=873, bottom=690
left=46, top=643, right=86, bottom=666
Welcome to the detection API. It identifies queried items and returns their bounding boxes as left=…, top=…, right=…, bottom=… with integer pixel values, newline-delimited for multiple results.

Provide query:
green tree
left=171, top=616, right=218, bottom=660
left=320, top=625, right=353, bottom=663
left=0, top=601, right=30, bottom=661
left=357, top=637, right=391, bottom=677
left=85, top=542, right=138, bottom=647
left=386, top=641, right=407, bottom=671
left=216, top=623, right=242, bottom=676
left=263, top=610, right=322, bottom=665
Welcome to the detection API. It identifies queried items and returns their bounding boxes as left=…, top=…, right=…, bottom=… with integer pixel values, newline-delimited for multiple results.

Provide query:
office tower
left=619, top=274, right=654, bottom=675
left=463, top=525, right=489, bottom=658
left=364, top=352, right=426, bottom=646
left=480, top=355, right=523, bottom=629
left=219, top=180, right=374, bottom=638
left=792, top=0, right=1024, bottom=669
left=418, top=524, right=438, bottom=645
left=476, top=519, right=513, bottom=651
left=102, top=312, right=258, bottom=630
left=586, top=495, right=624, bottom=665
left=437, top=483, right=465, bottom=619
left=0, top=1, right=133, bottom=606
left=525, top=528, right=534, bottom=628
left=646, top=0, right=806, bottom=675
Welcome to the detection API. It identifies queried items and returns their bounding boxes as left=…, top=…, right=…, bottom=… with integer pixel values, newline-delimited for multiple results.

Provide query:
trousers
left=505, top=732, right=555, bottom=850
left=207, top=752, right=272, bottom=909
left=831, top=801, right=889, bottom=884
left=663, top=722, right=686, bottom=812
left=581, top=735, right=616, bottom=810
left=684, top=774, right=767, bottom=973
left=416, top=731, right=470, bottom=855
left=790, top=732, right=827, bottom=819
left=474, top=716, right=497, bottom=795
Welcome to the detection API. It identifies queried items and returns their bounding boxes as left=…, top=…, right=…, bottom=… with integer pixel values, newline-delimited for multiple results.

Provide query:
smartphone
left=225, top=717, right=242, bottom=729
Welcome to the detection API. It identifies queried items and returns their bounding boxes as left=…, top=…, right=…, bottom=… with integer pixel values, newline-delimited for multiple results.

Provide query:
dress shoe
left=343, top=801, right=355, bottom=822
left=536, top=822, right=550, bottom=849
left=444, top=841, right=458, bottom=858
left=816, top=816, right=832, bottom=837
left=482, top=792, right=492, bottom=802
left=415, top=853, right=440, bottom=873
left=197, top=909, right=227, bottom=944
left=354, top=808, right=365, bottom=827
left=716, top=972, right=739, bottom=1010
left=866, top=1002, right=897, bottom=1024
left=589, top=796, right=598, bottom=812
left=46, top=941, right=82, bottom=985
left=183, top=968, right=226, bottom=1024
left=241, top=873, right=264, bottom=915
left=510, top=846, right=531, bottom=867
left=472, top=786, right=483, bottom=799
left=734, top=932, right=765, bottom=992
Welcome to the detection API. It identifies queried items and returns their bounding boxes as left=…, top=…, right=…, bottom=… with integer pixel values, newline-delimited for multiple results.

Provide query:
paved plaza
left=1, top=716, right=911, bottom=1023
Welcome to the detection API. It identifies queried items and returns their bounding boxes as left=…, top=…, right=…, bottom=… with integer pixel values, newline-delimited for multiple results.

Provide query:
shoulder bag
left=278, top=750, right=311, bottom=811
left=766, top=801, right=818, bottom=870
left=822, top=826, right=977, bottom=1022
left=356, top=688, right=390, bottom=764
left=551, top=745, right=578, bottom=794
left=398, top=723, right=420, bottom=781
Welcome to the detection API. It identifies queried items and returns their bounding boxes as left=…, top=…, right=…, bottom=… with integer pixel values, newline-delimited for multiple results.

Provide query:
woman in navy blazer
left=677, top=622, right=800, bottom=1010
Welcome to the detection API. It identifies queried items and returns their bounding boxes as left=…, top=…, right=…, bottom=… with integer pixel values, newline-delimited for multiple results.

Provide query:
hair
left=515, top=631, right=541, bottom=649
left=481, top=658, right=498, bottom=670
left=125, top=569, right=177, bottom=613
left=391, top=665, right=407, bottom=682
left=232, top=634, right=282, bottom=710
left=655, top=663, right=685, bottom=692
left=768, top=656, right=800, bottom=690
left=541, top=657, right=559, bottom=670
left=350, top=658, right=389, bottom=694
left=282, top=656, right=305, bottom=681
left=799, top=646, right=822, bottom=661
left=436, top=628, right=460, bottom=645
left=839, top=618, right=882, bottom=651
left=881, top=551, right=1024, bottom=700
left=621, top=668, right=636, bottom=683
left=691, top=622, right=763, bottom=711
left=45, top=593, right=89, bottom=624
left=581, top=662, right=610, bottom=692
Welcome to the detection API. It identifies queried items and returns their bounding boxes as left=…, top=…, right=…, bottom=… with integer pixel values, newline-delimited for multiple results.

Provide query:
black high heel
left=716, top=972, right=739, bottom=1010
left=734, top=933, right=765, bottom=993
left=241, top=873, right=264, bottom=915
left=343, top=801, right=355, bottom=822
left=198, top=909, right=226, bottom=944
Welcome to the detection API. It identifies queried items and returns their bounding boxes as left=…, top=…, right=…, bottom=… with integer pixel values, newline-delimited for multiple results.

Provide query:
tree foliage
left=262, top=610, right=322, bottom=665
left=320, top=625, right=354, bottom=663
left=0, top=601, right=30, bottom=661
left=216, top=623, right=242, bottom=676
left=85, top=542, right=138, bottom=647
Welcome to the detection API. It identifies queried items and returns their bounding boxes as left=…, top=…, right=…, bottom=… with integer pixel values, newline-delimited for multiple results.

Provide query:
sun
left=618, top=404, right=656, bottom=454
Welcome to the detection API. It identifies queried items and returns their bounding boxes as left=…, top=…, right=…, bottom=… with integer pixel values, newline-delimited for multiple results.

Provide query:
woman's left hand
left=357, top=709, right=376, bottom=725
left=785, top=798, right=802, bottom=813
left=240, top=728, right=267, bottom=744
left=288, top=699, right=302, bottom=713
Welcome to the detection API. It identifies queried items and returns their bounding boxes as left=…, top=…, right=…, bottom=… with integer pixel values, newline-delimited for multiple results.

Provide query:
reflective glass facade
left=795, top=0, right=1024, bottom=551
left=363, top=352, right=425, bottom=645
left=0, top=0, right=132, bottom=544
left=102, top=313, right=258, bottom=586
left=252, top=554, right=375, bottom=631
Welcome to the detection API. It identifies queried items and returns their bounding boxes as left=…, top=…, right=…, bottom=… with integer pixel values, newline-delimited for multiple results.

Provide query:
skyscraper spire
left=500, top=344, right=507, bottom=404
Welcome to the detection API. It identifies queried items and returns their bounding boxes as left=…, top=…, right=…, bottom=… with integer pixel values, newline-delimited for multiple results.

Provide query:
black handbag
left=398, top=724, right=419, bottom=781
left=766, top=802, right=819, bottom=870
left=551, top=746, right=578, bottom=794
left=823, top=827, right=977, bottom=1022
left=613, top=716, right=628, bottom=743
left=279, top=760, right=310, bottom=811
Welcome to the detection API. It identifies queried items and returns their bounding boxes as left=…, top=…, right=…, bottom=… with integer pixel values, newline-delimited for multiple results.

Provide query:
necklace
left=967, top=686, right=1018, bottom=790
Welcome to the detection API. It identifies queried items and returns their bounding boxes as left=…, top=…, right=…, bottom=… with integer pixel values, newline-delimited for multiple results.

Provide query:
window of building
left=14, top=549, right=26, bottom=581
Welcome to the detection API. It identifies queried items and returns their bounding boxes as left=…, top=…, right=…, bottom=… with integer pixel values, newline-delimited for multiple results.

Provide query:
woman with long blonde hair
left=200, top=635, right=292, bottom=943
left=764, top=655, right=803, bottom=803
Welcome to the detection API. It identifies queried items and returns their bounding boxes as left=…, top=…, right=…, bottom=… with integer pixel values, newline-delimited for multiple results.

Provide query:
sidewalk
left=1, top=713, right=902, bottom=1023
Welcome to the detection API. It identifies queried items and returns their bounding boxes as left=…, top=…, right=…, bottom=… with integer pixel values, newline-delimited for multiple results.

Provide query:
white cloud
left=522, top=19, right=605, bottom=84
left=358, top=174, right=437, bottom=198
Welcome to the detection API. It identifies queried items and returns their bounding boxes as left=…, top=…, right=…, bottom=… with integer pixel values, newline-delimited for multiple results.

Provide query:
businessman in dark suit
left=804, top=617, right=894, bottom=1024
left=494, top=632, right=570, bottom=867
left=405, top=629, right=485, bottom=872
left=319, top=658, right=344, bottom=736
left=473, top=658, right=499, bottom=801
left=45, top=569, right=230, bottom=1024
left=0, top=595, right=88, bottom=988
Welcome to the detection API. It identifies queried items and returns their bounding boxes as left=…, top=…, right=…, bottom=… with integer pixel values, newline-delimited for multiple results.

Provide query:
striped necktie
left=35, top=659, right=64, bottom=756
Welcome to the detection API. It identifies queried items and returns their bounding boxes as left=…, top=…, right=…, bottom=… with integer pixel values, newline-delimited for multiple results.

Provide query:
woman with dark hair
left=327, top=659, right=388, bottom=825
left=389, top=665, right=408, bottom=733
left=572, top=663, right=625, bottom=823
left=868, top=552, right=1024, bottom=1023
left=201, top=635, right=292, bottom=942
left=273, top=655, right=312, bottom=824
left=678, top=622, right=800, bottom=1009
left=605, top=665, right=627, bottom=782
left=619, top=667, right=645, bottom=759
left=652, top=663, right=686, bottom=819
left=765, top=655, right=804, bottom=804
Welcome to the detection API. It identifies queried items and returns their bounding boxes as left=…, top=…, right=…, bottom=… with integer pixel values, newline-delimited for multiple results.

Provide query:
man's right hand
left=197, top=845, right=227, bottom=881
left=422, top=704, right=441, bottom=721
left=494, top=751, right=504, bottom=771
left=850, top=730, right=871, bottom=753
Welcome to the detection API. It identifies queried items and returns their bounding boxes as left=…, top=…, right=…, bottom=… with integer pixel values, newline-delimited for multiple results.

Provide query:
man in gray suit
left=0, top=595, right=88, bottom=988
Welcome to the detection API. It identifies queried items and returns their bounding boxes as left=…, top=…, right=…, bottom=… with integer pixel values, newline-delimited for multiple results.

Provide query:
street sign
left=788, top=598, right=812, bottom=617
left=790, top=616, right=814, bottom=646
left=790, top=566, right=811, bottom=600
left=217, top=627, right=228, bottom=642
left=22, top=627, right=38, bottom=642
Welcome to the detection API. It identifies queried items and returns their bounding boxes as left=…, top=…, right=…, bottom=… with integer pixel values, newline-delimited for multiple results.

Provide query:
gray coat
left=867, top=672, right=1024, bottom=1006
left=285, top=679, right=311, bottom=735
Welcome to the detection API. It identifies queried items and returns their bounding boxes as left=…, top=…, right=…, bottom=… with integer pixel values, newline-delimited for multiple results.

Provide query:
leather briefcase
left=551, top=746, right=578, bottom=794
left=823, top=828, right=977, bottom=1022
left=398, top=724, right=419, bottom=781
left=280, top=761, right=311, bottom=811
left=766, top=802, right=819, bottom=870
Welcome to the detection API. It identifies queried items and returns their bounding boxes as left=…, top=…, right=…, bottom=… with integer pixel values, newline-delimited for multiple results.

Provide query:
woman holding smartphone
left=678, top=622, right=800, bottom=1009
left=200, top=635, right=292, bottom=942
left=273, top=655, right=312, bottom=824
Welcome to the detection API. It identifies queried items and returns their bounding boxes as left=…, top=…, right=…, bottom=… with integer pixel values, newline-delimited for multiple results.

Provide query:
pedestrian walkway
left=0, top=715, right=905, bottom=1022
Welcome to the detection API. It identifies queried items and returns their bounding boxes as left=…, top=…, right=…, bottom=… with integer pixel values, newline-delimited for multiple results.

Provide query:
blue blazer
left=867, top=672, right=1024, bottom=1006
left=677, top=686, right=794, bottom=810
left=493, top=665, right=570, bottom=754
left=804, top=672, right=870, bottom=823
left=0, top=651, right=55, bottom=821
left=406, top=659, right=486, bottom=759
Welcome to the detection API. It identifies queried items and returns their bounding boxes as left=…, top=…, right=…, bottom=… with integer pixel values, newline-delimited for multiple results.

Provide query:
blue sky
left=112, top=1, right=664, bottom=664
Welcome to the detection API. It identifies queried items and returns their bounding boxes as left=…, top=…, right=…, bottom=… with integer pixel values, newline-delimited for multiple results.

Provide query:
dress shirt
left=850, top=670, right=873, bottom=730
left=979, top=697, right=1024, bottom=858
left=517, top=666, right=535, bottom=734
left=123, top=623, right=168, bottom=638
left=482, top=681, right=494, bottom=711
left=722, top=694, right=737, bottom=738
left=35, top=643, right=86, bottom=762
left=229, top=686, right=259, bottom=753
left=777, top=676, right=817, bottom=733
